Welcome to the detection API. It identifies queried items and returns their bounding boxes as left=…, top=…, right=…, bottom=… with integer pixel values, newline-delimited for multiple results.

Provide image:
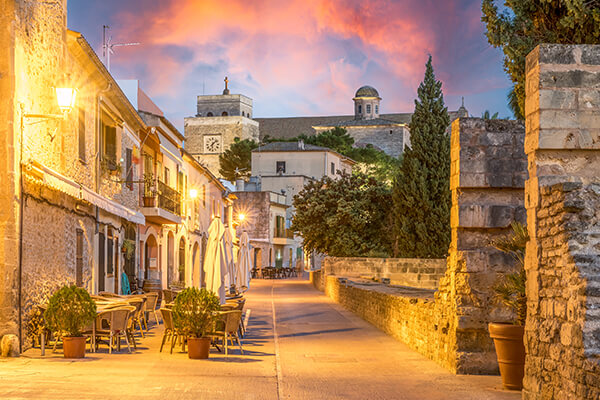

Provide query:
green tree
left=482, top=110, right=499, bottom=120
left=392, top=56, right=451, bottom=258
left=218, top=137, right=258, bottom=182
left=482, top=0, right=600, bottom=120
left=292, top=171, right=392, bottom=257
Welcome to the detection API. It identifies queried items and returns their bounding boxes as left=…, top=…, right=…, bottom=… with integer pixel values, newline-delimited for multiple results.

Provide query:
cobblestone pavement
left=0, top=278, right=520, bottom=400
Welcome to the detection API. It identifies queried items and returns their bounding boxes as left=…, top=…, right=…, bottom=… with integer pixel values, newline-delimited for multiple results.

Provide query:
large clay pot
left=489, top=323, right=525, bottom=390
left=63, top=336, right=86, bottom=359
left=187, top=337, right=211, bottom=359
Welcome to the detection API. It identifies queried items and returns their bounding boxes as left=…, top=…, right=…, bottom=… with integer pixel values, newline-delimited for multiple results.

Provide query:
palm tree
left=482, top=110, right=499, bottom=120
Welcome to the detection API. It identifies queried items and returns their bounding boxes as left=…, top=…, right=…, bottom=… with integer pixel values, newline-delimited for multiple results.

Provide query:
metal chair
left=209, top=310, right=244, bottom=355
left=159, top=308, right=185, bottom=353
left=143, top=292, right=160, bottom=326
left=94, top=307, right=133, bottom=353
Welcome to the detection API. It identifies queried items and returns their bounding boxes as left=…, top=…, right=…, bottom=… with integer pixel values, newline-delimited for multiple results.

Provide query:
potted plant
left=143, top=172, right=156, bottom=207
left=121, top=239, right=135, bottom=260
left=44, top=285, right=97, bottom=358
left=489, top=221, right=529, bottom=390
left=172, top=287, right=220, bottom=359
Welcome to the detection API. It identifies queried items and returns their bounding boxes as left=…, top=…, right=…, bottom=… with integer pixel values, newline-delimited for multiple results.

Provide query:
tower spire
left=223, top=76, right=230, bottom=95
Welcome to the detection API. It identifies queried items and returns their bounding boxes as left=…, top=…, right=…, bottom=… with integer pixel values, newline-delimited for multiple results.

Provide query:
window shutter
left=126, top=148, right=133, bottom=190
left=78, top=108, right=86, bottom=161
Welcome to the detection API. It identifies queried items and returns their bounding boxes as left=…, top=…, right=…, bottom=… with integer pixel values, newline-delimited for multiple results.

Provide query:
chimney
left=235, top=179, right=245, bottom=192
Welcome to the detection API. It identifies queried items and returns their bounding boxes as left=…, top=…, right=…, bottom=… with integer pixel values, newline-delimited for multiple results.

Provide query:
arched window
left=178, top=237, right=186, bottom=284
left=358, top=105, right=362, bottom=114
left=248, top=113, right=251, bottom=118
left=366, top=104, right=371, bottom=113
left=242, top=111, right=245, bottom=117
left=222, top=111, right=228, bottom=116
left=207, top=112, right=213, bottom=117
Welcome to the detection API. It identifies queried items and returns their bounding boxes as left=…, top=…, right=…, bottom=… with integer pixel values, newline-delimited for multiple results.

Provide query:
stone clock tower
left=184, top=77, right=259, bottom=178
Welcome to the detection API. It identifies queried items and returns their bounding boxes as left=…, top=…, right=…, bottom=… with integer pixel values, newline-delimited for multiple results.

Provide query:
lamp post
left=17, top=85, right=77, bottom=351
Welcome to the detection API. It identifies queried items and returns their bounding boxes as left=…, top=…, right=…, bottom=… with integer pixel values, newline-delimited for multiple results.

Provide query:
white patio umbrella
left=223, top=226, right=236, bottom=291
left=236, top=232, right=252, bottom=289
left=203, top=217, right=227, bottom=305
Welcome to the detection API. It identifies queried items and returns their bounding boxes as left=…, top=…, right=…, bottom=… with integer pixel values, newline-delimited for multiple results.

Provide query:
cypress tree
left=392, top=56, right=450, bottom=258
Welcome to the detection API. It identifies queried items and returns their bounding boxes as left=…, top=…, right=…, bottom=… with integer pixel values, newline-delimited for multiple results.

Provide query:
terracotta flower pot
left=63, top=336, right=86, bottom=359
left=187, top=337, right=211, bottom=359
left=489, top=322, right=525, bottom=390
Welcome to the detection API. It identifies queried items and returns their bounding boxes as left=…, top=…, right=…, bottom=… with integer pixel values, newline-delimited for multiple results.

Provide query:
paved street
left=0, top=278, right=519, bottom=400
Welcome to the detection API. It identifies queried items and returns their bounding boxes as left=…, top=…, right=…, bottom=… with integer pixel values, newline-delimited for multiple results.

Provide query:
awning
left=25, top=161, right=145, bottom=225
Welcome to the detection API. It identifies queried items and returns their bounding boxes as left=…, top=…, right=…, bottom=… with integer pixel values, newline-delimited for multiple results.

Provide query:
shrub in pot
left=489, top=221, right=528, bottom=390
left=44, top=285, right=97, bottom=358
left=172, top=287, right=220, bottom=359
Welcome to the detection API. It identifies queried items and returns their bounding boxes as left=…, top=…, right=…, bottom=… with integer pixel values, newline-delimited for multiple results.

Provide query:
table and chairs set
left=159, top=289, right=248, bottom=356
left=252, top=265, right=299, bottom=279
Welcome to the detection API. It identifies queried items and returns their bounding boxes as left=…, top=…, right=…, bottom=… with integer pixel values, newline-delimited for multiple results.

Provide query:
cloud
left=68, top=0, right=510, bottom=126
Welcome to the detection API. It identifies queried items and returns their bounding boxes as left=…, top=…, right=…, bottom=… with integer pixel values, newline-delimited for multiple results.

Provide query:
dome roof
left=355, top=85, right=380, bottom=98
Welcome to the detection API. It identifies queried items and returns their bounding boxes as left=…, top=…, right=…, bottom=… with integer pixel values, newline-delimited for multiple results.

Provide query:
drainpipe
left=17, top=104, right=25, bottom=352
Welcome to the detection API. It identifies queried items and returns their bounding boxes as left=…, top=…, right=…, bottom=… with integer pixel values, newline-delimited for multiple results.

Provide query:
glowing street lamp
left=238, top=213, right=246, bottom=223
left=189, top=189, right=198, bottom=199
left=55, top=87, right=78, bottom=113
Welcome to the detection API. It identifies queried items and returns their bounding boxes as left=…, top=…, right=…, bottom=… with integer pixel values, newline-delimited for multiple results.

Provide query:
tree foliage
left=482, top=0, right=600, bottom=120
left=491, top=222, right=529, bottom=325
left=265, top=127, right=401, bottom=184
left=292, top=171, right=392, bottom=257
left=218, top=137, right=258, bottom=182
left=392, top=56, right=451, bottom=258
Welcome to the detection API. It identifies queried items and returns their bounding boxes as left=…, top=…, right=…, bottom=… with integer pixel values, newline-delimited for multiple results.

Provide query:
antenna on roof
left=102, top=25, right=140, bottom=72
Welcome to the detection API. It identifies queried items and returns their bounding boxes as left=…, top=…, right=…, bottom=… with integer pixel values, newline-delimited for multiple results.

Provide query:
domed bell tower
left=353, top=86, right=381, bottom=120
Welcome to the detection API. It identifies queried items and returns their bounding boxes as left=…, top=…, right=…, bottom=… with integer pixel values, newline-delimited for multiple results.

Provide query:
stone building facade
left=256, top=86, right=468, bottom=158
left=523, top=44, right=600, bottom=400
left=184, top=84, right=259, bottom=178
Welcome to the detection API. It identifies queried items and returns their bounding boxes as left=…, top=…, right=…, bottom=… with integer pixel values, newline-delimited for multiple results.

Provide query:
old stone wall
left=0, top=0, right=19, bottom=340
left=313, top=117, right=527, bottom=375
left=321, top=257, right=446, bottom=290
left=184, top=116, right=260, bottom=177
left=20, top=178, right=95, bottom=348
left=523, top=44, right=600, bottom=400
left=442, top=117, right=527, bottom=374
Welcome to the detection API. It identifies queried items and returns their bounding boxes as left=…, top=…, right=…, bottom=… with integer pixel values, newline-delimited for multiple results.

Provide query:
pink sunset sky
left=68, top=0, right=512, bottom=131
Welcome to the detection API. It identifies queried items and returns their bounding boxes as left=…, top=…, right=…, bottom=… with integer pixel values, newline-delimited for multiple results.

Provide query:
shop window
left=276, top=161, right=286, bottom=174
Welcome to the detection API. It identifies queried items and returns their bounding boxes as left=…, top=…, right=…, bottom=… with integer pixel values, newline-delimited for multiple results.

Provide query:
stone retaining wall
left=311, top=272, right=456, bottom=367
left=321, top=257, right=446, bottom=290
left=523, top=44, right=600, bottom=400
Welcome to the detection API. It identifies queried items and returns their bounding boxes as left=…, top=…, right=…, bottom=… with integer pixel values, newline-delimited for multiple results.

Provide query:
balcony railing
left=157, top=181, right=181, bottom=216
left=143, top=180, right=181, bottom=216
left=274, top=228, right=294, bottom=239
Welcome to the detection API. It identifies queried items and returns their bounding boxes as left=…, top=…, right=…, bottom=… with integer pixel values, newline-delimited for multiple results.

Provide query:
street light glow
left=189, top=189, right=198, bottom=199
left=55, top=87, right=77, bottom=113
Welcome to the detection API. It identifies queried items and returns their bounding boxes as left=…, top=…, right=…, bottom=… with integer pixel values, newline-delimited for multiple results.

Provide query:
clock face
left=204, top=135, right=221, bottom=153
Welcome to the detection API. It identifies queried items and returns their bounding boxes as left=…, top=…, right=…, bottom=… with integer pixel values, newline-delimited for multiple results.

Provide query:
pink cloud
left=100, top=0, right=507, bottom=119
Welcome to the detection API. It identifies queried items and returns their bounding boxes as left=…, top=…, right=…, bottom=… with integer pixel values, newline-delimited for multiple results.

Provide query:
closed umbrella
left=203, top=217, right=227, bottom=304
left=223, top=226, right=236, bottom=291
left=237, top=232, right=252, bottom=289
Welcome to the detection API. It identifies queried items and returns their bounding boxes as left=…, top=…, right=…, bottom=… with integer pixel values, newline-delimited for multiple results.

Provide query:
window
left=276, top=161, right=286, bottom=174
left=275, top=215, right=285, bottom=237
left=78, top=107, right=85, bottom=161
left=202, top=184, right=206, bottom=208
left=331, top=162, right=335, bottom=175
left=207, top=112, right=213, bottom=116
left=126, top=148, right=133, bottom=190
left=164, top=167, right=170, bottom=186
left=222, top=111, right=228, bottom=116
left=98, top=233, right=105, bottom=292
left=101, top=114, right=117, bottom=165
left=358, top=105, right=362, bottom=114
left=375, top=105, right=379, bottom=114
left=366, top=104, right=371, bottom=113
left=76, top=229, right=84, bottom=287
left=242, top=111, right=245, bottom=117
